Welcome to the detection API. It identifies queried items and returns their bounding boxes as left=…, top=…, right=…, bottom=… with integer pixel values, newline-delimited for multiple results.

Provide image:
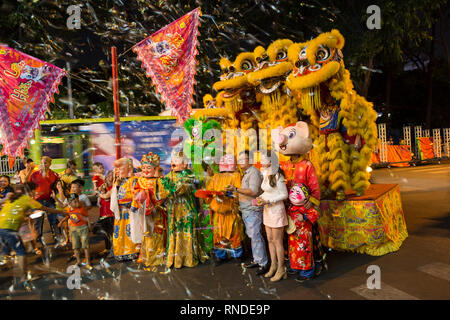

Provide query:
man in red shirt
left=29, top=156, right=60, bottom=245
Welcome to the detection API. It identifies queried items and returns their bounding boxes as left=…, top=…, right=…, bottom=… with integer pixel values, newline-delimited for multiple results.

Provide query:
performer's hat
left=141, top=152, right=160, bottom=167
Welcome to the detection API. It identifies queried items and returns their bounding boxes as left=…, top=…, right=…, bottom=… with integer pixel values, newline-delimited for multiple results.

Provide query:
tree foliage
left=0, top=0, right=448, bottom=128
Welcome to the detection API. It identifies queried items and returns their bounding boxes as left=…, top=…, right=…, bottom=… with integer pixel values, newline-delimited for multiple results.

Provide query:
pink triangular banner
left=0, top=45, right=66, bottom=158
left=133, top=7, right=201, bottom=124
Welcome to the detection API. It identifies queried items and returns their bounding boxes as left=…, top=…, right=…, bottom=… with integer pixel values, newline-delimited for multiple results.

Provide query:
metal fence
left=0, top=158, right=21, bottom=176
left=376, top=124, right=450, bottom=167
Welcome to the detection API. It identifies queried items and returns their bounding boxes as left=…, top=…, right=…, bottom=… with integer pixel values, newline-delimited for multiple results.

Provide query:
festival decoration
left=318, top=184, right=408, bottom=256
left=194, top=189, right=224, bottom=199
left=133, top=7, right=201, bottom=124
left=183, top=117, right=221, bottom=175
left=286, top=30, right=378, bottom=199
left=0, top=45, right=65, bottom=161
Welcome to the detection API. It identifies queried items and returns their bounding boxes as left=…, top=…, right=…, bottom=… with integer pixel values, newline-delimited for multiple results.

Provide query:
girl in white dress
left=255, top=152, right=288, bottom=282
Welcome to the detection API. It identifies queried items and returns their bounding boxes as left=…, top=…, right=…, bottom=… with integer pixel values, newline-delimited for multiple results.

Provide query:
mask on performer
left=114, top=158, right=133, bottom=178
left=219, top=154, right=237, bottom=172
left=140, top=152, right=160, bottom=178
left=171, top=151, right=187, bottom=172
left=289, top=183, right=310, bottom=206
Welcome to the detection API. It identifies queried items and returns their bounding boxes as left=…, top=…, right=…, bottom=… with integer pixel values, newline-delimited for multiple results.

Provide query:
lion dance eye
left=276, top=50, right=287, bottom=61
left=299, top=48, right=307, bottom=58
left=316, top=46, right=330, bottom=61
left=241, top=60, right=253, bottom=71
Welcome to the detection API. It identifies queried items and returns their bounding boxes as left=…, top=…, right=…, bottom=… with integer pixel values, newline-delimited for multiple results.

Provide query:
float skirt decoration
left=0, top=45, right=66, bottom=160
left=318, top=184, right=408, bottom=256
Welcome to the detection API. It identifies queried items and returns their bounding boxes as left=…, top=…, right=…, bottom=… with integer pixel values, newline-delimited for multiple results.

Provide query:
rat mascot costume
left=277, top=121, right=326, bottom=278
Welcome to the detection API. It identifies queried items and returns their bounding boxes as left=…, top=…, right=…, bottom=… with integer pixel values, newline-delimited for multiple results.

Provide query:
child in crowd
left=56, top=179, right=92, bottom=262
left=68, top=179, right=92, bottom=210
left=0, top=175, right=13, bottom=207
left=58, top=193, right=91, bottom=268
left=52, top=181, right=70, bottom=246
left=92, top=162, right=105, bottom=193
left=59, top=160, right=78, bottom=197
left=94, top=170, right=115, bottom=255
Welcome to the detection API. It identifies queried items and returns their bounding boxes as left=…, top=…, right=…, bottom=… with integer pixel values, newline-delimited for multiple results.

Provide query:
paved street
left=0, top=163, right=449, bottom=300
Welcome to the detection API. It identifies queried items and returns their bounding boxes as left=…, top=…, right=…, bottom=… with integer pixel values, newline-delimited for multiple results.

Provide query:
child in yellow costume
left=206, top=154, right=244, bottom=264
left=286, top=30, right=378, bottom=199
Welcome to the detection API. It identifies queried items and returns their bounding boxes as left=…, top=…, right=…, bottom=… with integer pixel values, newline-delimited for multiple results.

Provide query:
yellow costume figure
left=286, top=30, right=378, bottom=199
left=133, top=152, right=167, bottom=268
left=160, top=152, right=207, bottom=269
left=111, top=158, right=140, bottom=261
left=206, top=155, right=244, bottom=262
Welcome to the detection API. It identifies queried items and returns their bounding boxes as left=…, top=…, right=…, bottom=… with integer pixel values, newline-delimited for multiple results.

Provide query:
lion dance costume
left=286, top=29, right=378, bottom=199
left=195, top=30, right=377, bottom=201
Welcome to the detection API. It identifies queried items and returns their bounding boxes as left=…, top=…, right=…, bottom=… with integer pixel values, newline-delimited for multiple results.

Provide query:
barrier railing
left=373, top=124, right=449, bottom=168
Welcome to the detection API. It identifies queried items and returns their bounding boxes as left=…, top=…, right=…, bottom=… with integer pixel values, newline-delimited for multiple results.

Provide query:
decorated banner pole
left=111, top=46, right=121, bottom=160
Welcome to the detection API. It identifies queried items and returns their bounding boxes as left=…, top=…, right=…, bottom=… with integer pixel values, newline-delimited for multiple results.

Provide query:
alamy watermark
left=366, top=5, right=381, bottom=30
left=66, top=5, right=82, bottom=30
left=366, top=265, right=381, bottom=289
left=66, top=264, right=81, bottom=289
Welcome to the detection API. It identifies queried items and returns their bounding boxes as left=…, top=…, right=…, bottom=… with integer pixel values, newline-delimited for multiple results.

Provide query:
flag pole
left=111, top=46, right=121, bottom=160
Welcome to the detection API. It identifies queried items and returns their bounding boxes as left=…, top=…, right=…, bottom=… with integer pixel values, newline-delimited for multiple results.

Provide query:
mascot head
left=287, top=29, right=344, bottom=91
left=276, top=121, right=313, bottom=156
left=170, top=150, right=188, bottom=172
left=213, top=53, right=257, bottom=98
left=247, top=39, right=294, bottom=95
left=140, top=152, right=160, bottom=178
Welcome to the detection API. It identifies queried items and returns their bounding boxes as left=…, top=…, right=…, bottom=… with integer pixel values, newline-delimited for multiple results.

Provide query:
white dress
left=260, top=169, right=288, bottom=228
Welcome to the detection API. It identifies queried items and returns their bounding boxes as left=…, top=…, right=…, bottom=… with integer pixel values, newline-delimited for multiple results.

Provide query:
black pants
left=93, top=217, right=114, bottom=251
